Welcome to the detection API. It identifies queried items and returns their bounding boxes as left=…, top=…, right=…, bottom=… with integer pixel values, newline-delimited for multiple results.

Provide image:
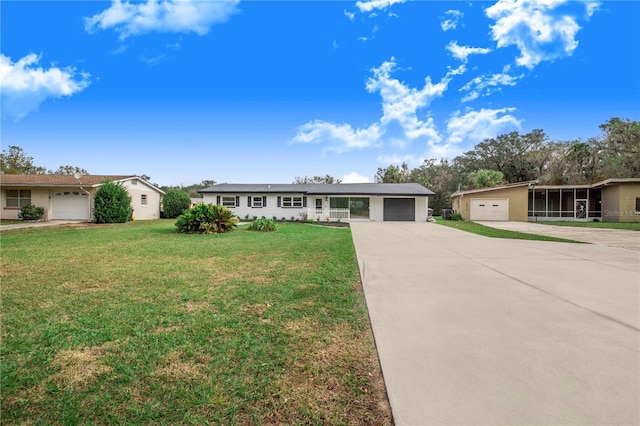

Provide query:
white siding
left=122, top=179, right=162, bottom=220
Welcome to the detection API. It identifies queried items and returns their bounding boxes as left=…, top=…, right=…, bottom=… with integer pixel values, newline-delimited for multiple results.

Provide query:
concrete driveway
left=475, top=221, right=640, bottom=251
left=351, top=222, right=639, bottom=425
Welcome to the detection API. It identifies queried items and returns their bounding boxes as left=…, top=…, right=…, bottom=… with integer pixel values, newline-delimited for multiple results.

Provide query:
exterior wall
left=202, top=193, right=429, bottom=222
left=123, top=180, right=162, bottom=220
left=603, top=183, right=640, bottom=223
left=1, top=188, right=51, bottom=220
left=452, top=186, right=528, bottom=221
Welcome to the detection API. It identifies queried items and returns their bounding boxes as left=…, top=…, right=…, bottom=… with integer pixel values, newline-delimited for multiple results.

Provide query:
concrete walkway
left=351, top=222, right=639, bottom=426
left=476, top=221, right=640, bottom=251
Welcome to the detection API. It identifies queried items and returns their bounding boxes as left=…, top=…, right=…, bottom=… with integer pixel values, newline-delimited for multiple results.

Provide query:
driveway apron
left=350, top=222, right=639, bottom=425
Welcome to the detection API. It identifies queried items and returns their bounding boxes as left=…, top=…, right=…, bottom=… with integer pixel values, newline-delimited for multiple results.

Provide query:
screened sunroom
left=528, top=186, right=602, bottom=221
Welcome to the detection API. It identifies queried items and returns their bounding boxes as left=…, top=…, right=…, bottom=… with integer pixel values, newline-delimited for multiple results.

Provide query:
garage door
left=52, top=191, right=90, bottom=220
left=383, top=198, right=415, bottom=221
left=470, top=199, right=508, bottom=221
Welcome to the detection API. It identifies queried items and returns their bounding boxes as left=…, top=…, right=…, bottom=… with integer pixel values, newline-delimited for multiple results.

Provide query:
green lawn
left=537, top=221, right=640, bottom=231
left=436, top=220, right=581, bottom=243
left=1, top=220, right=391, bottom=424
left=0, top=220, right=22, bottom=226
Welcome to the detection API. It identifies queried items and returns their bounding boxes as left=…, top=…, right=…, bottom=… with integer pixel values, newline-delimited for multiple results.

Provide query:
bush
left=94, top=181, right=132, bottom=223
left=175, top=203, right=238, bottom=234
left=247, top=218, right=278, bottom=232
left=18, top=203, right=45, bottom=221
left=163, top=189, right=191, bottom=218
left=450, top=212, right=464, bottom=221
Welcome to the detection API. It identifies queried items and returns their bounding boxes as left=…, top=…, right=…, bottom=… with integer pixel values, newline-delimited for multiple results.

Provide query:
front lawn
left=537, top=221, right=640, bottom=231
left=1, top=220, right=391, bottom=424
left=436, top=219, right=581, bottom=243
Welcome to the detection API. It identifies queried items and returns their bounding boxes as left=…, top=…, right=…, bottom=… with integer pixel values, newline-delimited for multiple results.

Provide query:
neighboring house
left=190, top=198, right=205, bottom=208
left=199, top=183, right=435, bottom=222
left=451, top=178, right=640, bottom=222
left=0, top=174, right=165, bottom=221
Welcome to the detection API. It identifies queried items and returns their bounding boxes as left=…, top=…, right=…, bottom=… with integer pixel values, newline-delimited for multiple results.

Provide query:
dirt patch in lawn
left=51, top=343, right=114, bottom=391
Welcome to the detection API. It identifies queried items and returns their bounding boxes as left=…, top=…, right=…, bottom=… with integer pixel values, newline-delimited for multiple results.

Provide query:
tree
left=467, top=169, right=504, bottom=189
left=49, top=165, right=89, bottom=175
left=409, top=159, right=462, bottom=215
left=293, top=175, right=341, bottom=184
left=0, top=146, right=46, bottom=174
left=162, top=188, right=191, bottom=218
left=598, top=117, right=640, bottom=178
left=93, top=181, right=132, bottom=223
left=375, top=162, right=410, bottom=183
left=161, top=180, right=216, bottom=199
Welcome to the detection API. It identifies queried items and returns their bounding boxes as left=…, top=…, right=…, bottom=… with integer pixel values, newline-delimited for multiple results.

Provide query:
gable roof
left=199, top=183, right=435, bottom=196
left=451, top=181, right=536, bottom=197
left=0, top=174, right=165, bottom=194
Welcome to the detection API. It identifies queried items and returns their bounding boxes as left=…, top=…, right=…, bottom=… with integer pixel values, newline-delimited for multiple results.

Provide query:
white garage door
left=52, top=191, right=90, bottom=220
left=470, top=199, right=508, bottom=221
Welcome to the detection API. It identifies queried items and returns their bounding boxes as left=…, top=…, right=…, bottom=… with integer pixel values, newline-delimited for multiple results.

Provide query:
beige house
left=0, top=175, right=164, bottom=221
left=451, top=178, right=640, bottom=223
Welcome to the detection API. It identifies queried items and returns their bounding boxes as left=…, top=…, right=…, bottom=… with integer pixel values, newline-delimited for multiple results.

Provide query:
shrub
left=305, top=218, right=314, bottom=224
left=94, top=180, right=132, bottom=223
left=175, top=204, right=238, bottom=234
left=18, top=203, right=45, bottom=221
left=247, top=218, right=278, bottom=232
left=163, top=189, right=191, bottom=218
left=450, top=212, right=464, bottom=221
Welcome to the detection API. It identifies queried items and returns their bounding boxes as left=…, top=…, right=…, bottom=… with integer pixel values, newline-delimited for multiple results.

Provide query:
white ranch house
left=199, top=183, right=435, bottom=222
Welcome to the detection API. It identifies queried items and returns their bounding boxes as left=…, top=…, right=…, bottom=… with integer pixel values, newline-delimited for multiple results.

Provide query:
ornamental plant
left=18, top=203, right=45, bottom=221
left=94, top=181, right=132, bottom=223
left=247, top=218, right=278, bottom=232
left=175, top=203, right=238, bottom=234
left=162, top=189, right=191, bottom=218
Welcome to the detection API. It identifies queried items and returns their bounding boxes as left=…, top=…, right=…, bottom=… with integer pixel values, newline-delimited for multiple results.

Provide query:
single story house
left=0, top=174, right=165, bottom=221
left=199, top=183, right=435, bottom=222
left=451, top=178, right=640, bottom=222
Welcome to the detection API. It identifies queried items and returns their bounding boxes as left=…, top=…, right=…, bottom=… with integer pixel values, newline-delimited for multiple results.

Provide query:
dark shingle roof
left=199, top=183, right=435, bottom=196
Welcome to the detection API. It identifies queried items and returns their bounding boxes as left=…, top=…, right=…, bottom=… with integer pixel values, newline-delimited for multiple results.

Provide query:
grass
left=536, top=221, right=640, bottom=231
left=1, top=220, right=391, bottom=425
left=0, top=220, right=22, bottom=226
left=436, top=219, right=581, bottom=243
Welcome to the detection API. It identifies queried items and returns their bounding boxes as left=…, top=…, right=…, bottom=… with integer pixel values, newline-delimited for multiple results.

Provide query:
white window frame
left=222, top=196, right=236, bottom=208
left=282, top=196, right=303, bottom=208
left=141, top=194, right=148, bottom=206
left=6, top=190, right=31, bottom=207
left=252, top=196, right=263, bottom=208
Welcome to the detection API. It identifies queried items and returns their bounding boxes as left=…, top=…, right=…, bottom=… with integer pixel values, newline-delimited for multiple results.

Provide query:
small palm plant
left=175, top=204, right=239, bottom=234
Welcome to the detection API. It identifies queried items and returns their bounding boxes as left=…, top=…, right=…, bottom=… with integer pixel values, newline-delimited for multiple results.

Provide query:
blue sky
left=1, top=0, right=638, bottom=186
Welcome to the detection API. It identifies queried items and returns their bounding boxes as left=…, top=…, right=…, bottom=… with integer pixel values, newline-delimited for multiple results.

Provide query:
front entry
left=383, top=198, right=415, bottom=221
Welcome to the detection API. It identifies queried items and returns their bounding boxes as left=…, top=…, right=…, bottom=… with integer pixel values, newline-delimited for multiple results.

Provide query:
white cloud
left=485, top=0, right=593, bottom=69
left=446, top=41, right=492, bottom=62
left=355, top=0, right=405, bottom=13
left=446, top=108, right=521, bottom=145
left=366, top=58, right=448, bottom=142
left=85, top=0, right=239, bottom=40
left=344, top=9, right=355, bottom=21
left=441, top=9, right=463, bottom=31
left=291, top=120, right=383, bottom=153
left=460, top=72, right=523, bottom=102
left=0, top=53, right=90, bottom=120
left=340, top=172, right=371, bottom=183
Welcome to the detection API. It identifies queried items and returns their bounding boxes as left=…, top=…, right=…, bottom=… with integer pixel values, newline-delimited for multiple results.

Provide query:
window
left=222, top=196, right=236, bottom=207
left=141, top=194, right=148, bottom=205
left=282, top=196, right=303, bottom=208
left=315, top=198, right=322, bottom=213
left=250, top=196, right=266, bottom=208
left=636, top=197, right=640, bottom=214
left=6, top=190, right=31, bottom=207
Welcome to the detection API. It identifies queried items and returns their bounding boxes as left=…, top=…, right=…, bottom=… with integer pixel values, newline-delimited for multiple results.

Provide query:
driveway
left=351, top=222, right=639, bottom=425
left=475, top=221, right=640, bottom=251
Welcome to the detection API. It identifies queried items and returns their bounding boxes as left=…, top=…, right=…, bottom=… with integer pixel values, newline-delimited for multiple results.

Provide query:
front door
left=575, top=200, right=587, bottom=219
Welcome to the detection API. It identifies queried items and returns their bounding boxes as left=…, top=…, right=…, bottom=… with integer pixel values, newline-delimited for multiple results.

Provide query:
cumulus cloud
left=446, top=41, right=492, bottom=62
left=460, top=72, right=523, bottom=102
left=485, top=0, right=595, bottom=69
left=85, top=0, right=239, bottom=39
left=446, top=108, right=521, bottom=145
left=366, top=58, right=448, bottom=142
left=355, top=0, right=405, bottom=13
left=340, top=172, right=371, bottom=183
left=441, top=9, right=463, bottom=31
left=344, top=9, right=355, bottom=21
left=291, top=120, right=383, bottom=153
left=0, top=53, right=90, bottom=120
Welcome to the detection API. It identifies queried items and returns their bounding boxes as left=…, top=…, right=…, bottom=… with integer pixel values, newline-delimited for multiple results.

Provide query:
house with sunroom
left=450, top=178, right=640, bottom=223
left=199, top=183, right=435, bottom=222
left=0, top=174, right=164, bottom=221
